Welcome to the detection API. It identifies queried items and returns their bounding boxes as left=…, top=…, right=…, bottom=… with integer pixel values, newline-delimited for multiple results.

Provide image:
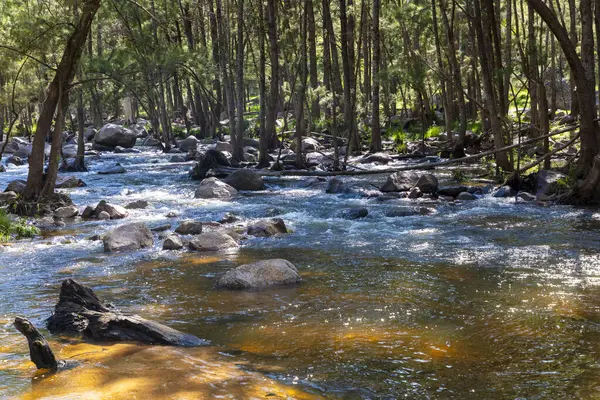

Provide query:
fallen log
left=47, top=279, right=205, bottom=347
left=14, top=316, right=59, bottom=370
left=213, top=124, right=582, bottom=178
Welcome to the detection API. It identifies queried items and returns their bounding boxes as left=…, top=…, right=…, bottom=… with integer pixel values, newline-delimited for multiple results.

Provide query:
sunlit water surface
left=1, top=150, right=600, bottom=399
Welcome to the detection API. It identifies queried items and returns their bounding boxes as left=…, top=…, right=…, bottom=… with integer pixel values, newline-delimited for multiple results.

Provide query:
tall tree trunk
left=234, top=0, right=245, bottom=162
left=23, top=0, right=101, bottom=201
left=257, top=0, right=269, bottom=167
left=296, top=0, right=309, bottom=169
left=307, top=0, right=319, bottom=121
left=370, top=0, right=381, bottom=152
left=265, top=0, right=280, bottom=152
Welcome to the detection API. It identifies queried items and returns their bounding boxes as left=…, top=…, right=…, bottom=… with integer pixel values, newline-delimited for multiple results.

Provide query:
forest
left=1, top=0, right=600, bottom=398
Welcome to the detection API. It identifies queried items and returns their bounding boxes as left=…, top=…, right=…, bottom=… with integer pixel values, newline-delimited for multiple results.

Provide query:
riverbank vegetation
left=0, top=0, right=599, bottom=208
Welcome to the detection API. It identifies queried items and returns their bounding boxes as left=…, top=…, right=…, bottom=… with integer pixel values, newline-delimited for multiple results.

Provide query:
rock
left=94, top=123, right=137, bottom=148
left=223, top=169, right=266, bottom=191
left=359, top=153, right=391, bottom=164
left=114, top=146, right=140, bottom=154
left=517, top=191, right=536, bottom=201
left=386, top=206, right=433, bottom=217
left=535, top=170, right=567, bottom=196
left=243, top=152, right=257, bottom=163
left=0, top=165, right=5, bottom=172
left=243, top=138, right=260, bottom=148
left=493, top=185, right=517, bottom=198
left=98, top=164, right=126, bottom=175
left=415, top=174, right=439, bottom=193
left=95, top=200, right=128, bottom=219
left=151, top=224, right=172, bottom=232
left=244, top=146, right=258, bottom=155
left=54, top=206, right=79, bottom=219
left=408, top=187, right=422, bottom=199
left=194, top=177, right=238, bottom=199
left=344, top=208, right=368, bottom=219
left=456, top=192, right=477, bottom=201
left=190, top=149, right=232, bottom=181
left=82, top=205, right=96, bottom=218
left=188, top=231, right=239, bottom=252
left=47, top=279, right=203, bottom=346
left=84, top=126, right=97, bottom=142
left=175, top=220, right=203, bottom=235
left=170, top=155, right=187, bottom=163
left=5, top=180, right=26, bottom=193
left=125, top=200, right=149, bottom=209
left=217, top=259, right=301, bottom=289
left=162, top=234, right=184, bottom=250
left=214, top=141, right=233, bottom=153
left=301, top=137, right=320, bottom=152
left=326, top=177, right=349, bottom=194
left=219, top=213, right=240, bottom=224
left=103, top=222, right=153, bottom=252
left=437, top=186, right=468, bottom=197
left=56, top=176, right=87, bottom=189
left=247, top=218, right=288, bottom=237
left=97, top=211, right=111, bottom=220
left=62, top=144, right=78, bottom=158
left=7, top=156, right=25, bottom=166
left=381, top=171, right=420, bottom=192
left=0, top=191, right=18, bottom=203
left=179, top=136, right=199, bottom=152
left=166, top=211, right=179, bottom=218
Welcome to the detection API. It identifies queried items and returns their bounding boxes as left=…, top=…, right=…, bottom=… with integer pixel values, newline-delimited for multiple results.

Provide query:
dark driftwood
left=13, top=316, right=59, bottom=370
left=213, top=125, right=581, bottom=178
left=47, top=279, right=204, bottom=347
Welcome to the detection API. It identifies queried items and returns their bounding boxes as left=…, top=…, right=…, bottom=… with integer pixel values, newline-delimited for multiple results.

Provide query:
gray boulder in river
left=94, top=123, right=137, bottom=149
left=194, top=177, right=238, bottom=199
left=103, top=222, right=153, bottom=252
left=223, top=169, right=266, bottom=191
left=47, top=279, right=204, bottom=346
left=217, top=259, right=301, bottom=289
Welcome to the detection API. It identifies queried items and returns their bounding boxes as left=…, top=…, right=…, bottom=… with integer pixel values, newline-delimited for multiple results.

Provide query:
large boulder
left=437, top=186, right=468, bottom=197
left=188, top=231, right=239, bottom=252
left=194, top=177, right=238, bottom=199
left=415, top=174, right=438, bottom=194
left=217, top=259, right=301, bottom=289
left=94, top=123, right=137, bottom=149
left=381, top=171, right=420, bottom=192
left=493, top=185, right=517, bottom=198
left=179, top=136, right=199, bottom=152
left=103, top=222, right=153, bottom=252
left=359, top=153, right=392, bottom=164
left=125, top=200, right=149, bottom=209
left=84, top=126, right=97, bottom=142
left=62, top=144, right=78, bottom=159
left=175, top=220, right=203, bottom=235
left=223, top=169, right=266, bottom=191
left=7, top=156, right=25, bottom=166
left=95, top=200, right=128, bottom=219
left=247, top=218, right=288, bottom=237
left=456, top=192, right=477, bottom=201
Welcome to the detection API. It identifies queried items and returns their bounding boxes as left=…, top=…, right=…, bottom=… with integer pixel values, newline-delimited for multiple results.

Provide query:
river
left=1, top=148, right=600, bottom=399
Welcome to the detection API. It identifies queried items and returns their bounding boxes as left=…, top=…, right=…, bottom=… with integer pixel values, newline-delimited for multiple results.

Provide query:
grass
left=0, top=209, right=40, bottom=242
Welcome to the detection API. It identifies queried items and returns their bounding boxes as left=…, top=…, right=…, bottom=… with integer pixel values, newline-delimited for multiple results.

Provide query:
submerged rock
left=385, top=207, right=433, bottom=217
left=188, top=231, right=239, bottom=252
left=7, top=156, right=25, bottom=166
left=217, top=259, right=301, bottom=289
left=456, top=192, right=477, bottom=201
left=194, top=177, right=238, bottom=199
left=344, top=208, right=368, bottom=219
left=359, top=153, right=391, bottom=164
left=47, top=279, right=203, bottom=346
left=326, top=177, right=349, bottom=194
left=98, top=164, right=126, bottom=175
left=517, top=191, right=536, bottom=201
left=223, top=169, right=266, bottom=191
left=179, top=136, right=199, bottom=152
left=437, top=186, right=468, bottom=198
left=103, top=222, right=153, bottom=252
left=125, top=200, right=149, bottom=209
left=56, top=176, right=87, bottom=189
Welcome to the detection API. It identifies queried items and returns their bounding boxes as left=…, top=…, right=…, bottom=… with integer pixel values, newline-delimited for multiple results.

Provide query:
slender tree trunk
left=234, top=0, right=245, bottom=161
left=370, top=0, right=381, bottom=152
left=257, top=0, right=269, bottom=167
left=307, top=0, right=319, bottom=121
left=265, top=0, right=280, bottom=152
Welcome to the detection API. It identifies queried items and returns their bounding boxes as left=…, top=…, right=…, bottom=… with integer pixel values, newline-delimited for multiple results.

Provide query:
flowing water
left=1, top=149, right=600, bottom=399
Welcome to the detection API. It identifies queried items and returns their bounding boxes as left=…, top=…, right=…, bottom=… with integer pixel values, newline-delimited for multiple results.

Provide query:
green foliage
left=425, top=125, right=443, bottom=139
left=0, top=209, right=40, bottom=241
left=451, top=169, right=469, bottom=183
left=468, top=120, right=482, bottom=135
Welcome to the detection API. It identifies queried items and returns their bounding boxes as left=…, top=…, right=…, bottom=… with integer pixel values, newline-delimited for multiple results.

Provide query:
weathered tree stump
left=13, top=317, right=58, bottom=370
left=47, top=279, right=205, bottom=347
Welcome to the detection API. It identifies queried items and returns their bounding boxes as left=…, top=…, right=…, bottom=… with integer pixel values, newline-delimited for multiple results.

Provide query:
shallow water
left=1, top=149, right=600, bottom=399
